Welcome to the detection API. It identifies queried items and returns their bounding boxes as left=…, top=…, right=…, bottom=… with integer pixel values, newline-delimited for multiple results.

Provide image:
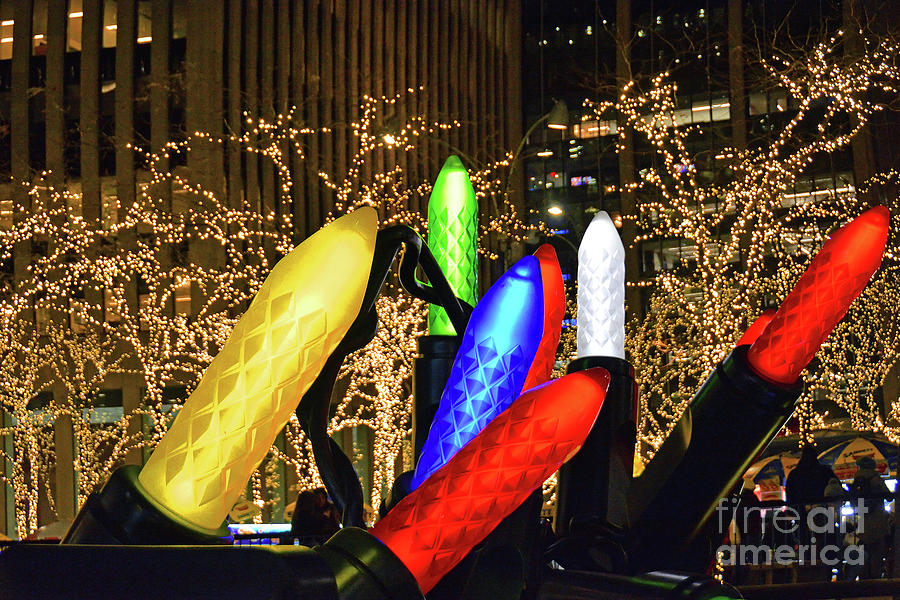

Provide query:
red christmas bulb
left=371, top=368, right=611, bottom=593
left=747, top=206, right=889, bottom=385
left=737, top=309, right=777, bottom=346
left=522, top=244, right=566, bottom=391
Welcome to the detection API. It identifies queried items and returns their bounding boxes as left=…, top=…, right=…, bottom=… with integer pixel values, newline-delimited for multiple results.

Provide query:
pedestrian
left=290, top=487, right=341, bottom=545
left=842, top=520, right=862, bottom=581
left=785, top=444, right=837, bottom=505
left=785, top=444, right=839, bottom=581
left=851, top=456, right=890, bottom=579
left=824, top=477, right=845, bottom=500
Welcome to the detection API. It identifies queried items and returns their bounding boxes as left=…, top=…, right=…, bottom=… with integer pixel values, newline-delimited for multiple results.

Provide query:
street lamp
left=547, top=99, right=570, bottom=130
left=512, top=99, right=570, bottom=164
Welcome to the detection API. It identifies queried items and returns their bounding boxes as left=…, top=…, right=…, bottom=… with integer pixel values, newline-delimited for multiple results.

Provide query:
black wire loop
left=295, top=224, right=473, bottom=527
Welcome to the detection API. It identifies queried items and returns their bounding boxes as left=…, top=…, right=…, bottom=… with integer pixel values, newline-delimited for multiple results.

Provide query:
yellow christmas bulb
left=138, top=207, right=377, bottom=531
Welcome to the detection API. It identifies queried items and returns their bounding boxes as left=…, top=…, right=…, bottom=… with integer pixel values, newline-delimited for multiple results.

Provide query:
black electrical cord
left=295, top=225, right=473, bottom=527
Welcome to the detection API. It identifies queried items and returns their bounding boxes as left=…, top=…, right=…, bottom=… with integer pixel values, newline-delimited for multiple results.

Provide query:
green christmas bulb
left=427, top=155, right=479, bottom=335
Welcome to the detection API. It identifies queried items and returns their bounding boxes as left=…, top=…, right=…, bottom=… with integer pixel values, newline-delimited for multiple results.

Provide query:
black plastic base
left=627, top=345, right=802, bottom=572
left=556, top=355, right=637, bottom=538
left=63, top=465, right=230, bottom=545
left=413, top=335, right=461, bottom=461
left=0, top=543, right=340, bottom=599
left=2, top=527, right=424, bottom=599
left=315, top=527, right=424, bottom=600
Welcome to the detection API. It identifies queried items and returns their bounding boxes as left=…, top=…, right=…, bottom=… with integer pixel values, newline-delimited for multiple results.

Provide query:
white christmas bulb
left=577, top=211, right=626, bottom=358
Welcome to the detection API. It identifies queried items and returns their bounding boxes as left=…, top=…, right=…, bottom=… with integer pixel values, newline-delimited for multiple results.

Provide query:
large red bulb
left=737, top=309, right=776, bottom=346
left=747, top=206, right=889, bottom=385
left=371, top=368, right=610, bottom=593
left=522, top=244, right=566, bottom=391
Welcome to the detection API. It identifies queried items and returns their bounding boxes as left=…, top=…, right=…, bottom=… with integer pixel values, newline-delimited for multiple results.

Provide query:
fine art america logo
left=715, top=498, right=865, bottom=567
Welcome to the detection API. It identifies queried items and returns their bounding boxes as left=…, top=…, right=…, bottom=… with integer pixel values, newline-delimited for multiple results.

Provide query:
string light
left=0, top=87, right=539, bottom=534
left=4, top=27, right=895, bottom=533
left=599, top=32, right=900, bottom=463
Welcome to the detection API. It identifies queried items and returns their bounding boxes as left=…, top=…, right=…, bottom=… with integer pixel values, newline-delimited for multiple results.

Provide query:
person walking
left=851, top=456, right=890, bottom=579
left=785, top=444, right=839, bottom=581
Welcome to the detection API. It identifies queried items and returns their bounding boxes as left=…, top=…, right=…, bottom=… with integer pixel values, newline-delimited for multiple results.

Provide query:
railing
left=739, top=579, right=900, bottom=599
left=724, top=494, right=896, bottom=587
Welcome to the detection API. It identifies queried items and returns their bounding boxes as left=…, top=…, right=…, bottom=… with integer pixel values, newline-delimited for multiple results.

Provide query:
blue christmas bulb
left=411, top=255, right=544, bottom=489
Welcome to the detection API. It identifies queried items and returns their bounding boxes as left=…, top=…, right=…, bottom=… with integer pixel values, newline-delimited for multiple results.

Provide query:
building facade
left=0, top=0, right=522, bottom=536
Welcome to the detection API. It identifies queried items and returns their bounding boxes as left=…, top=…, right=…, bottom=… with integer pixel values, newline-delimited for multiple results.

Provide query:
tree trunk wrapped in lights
left=595, top=30, right=900, bottom=460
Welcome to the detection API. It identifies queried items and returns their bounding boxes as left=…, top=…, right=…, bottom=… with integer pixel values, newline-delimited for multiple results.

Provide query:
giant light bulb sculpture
left=629, top=308, right=779, bottom=519
left=402, top=244, right=563, bottom=597
left=5, top=369, right=613, bottom=600
left=427, top=155, right=479, bottom=336
left=629, top=206, right=890, bottom=572
left=556, top=210, right=637, bottom=537
left=65, top=208, right=378, bottom=543
left=413, top=156, right=480, bottom=461
left=737, top=308, right=777, bottom=346
left=577, top=211, right=626, bottom=359
left=746, top=206, right=890, bottom=384
left=375, top=368, right=611, bottom=593
left=522, top=244, right=566, bottom=391
left=411, top=255, right=545, bottom=489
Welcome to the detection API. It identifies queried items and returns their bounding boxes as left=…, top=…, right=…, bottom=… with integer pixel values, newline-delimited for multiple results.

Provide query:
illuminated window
left=102, top=195, right=118, bottom=231
left=748, top=91, right=789, bottom=116
left=690, top=99, right=730, bottom=123
left=575, top=120, right=615, bottom=138
left=85, top=389, right=123, bottom=425
left=69, top=299, right=86, bottom=334
left=573, top=121, right=597, bottom=139
left=104, top=288, right=122, bottom=323
left=545, top=171, right=565, bottom=188
left=781, top=173, right=854, bottom=207
left=771, top=94, right=788, bottom=113
left=0, top=20, right=11, bottom=60
left=570, top=175, right=597, bottom=187
left=174, top=271, right=191, bottom=315
left=0, top=199, right=12, bottom=230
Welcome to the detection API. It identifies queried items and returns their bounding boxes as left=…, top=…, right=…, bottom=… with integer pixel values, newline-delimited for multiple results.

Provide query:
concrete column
left=123, top=381, right=143, bottom=466
left=52, top=390, right=76, bottom=521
